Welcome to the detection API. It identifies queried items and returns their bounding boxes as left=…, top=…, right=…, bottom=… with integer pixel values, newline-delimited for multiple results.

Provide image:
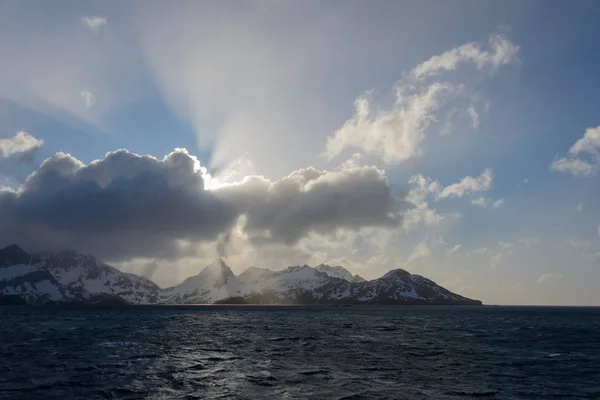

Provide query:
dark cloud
left=215, top=167, right=406, bottom=245
left=0, top=148, right=407, bottom=261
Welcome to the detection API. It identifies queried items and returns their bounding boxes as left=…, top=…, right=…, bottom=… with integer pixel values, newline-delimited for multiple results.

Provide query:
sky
left=1, top=0, right=600, bottom=305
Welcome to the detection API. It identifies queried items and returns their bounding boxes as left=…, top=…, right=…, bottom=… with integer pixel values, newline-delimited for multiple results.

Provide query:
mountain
left=0, top=245, right=160, bottom=305
left=161, top=258, right=235, bottom=304
left=165, top=261, right=481, bottom=306
left=0, top=245, right=482, bottom=306
left=315, top=264, right=354, bottom=281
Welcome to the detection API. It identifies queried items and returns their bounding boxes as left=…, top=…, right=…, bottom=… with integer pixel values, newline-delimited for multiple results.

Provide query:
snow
left=1, top=247, right=475, bottom=305
left=396, top=288, right=422, bottom=299
left=0, top=264, right=37, bottom=280
left=34, top=280, right=62, bottom=300
left=315, top=265, right=353, bottom=281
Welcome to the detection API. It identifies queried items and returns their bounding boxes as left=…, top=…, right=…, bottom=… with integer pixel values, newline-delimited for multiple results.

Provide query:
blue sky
left=1, top=1, right=600, bottom=305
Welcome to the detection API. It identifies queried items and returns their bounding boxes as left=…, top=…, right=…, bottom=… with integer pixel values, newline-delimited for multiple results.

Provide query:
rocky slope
left=0, top=245, right=481, bottom=305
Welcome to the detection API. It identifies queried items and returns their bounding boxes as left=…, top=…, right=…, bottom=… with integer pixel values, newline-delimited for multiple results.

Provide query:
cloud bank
left=0, top=148, right=407, bottom=261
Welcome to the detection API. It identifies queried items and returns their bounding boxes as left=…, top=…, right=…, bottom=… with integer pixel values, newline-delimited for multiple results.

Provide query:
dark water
left=0, top=306, right=599, bottom=399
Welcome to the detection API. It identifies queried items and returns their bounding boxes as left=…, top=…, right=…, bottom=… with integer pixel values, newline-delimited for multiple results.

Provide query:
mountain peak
left=1, top=244, right=25, bottom=253
left=200, top=258, right=234, bottom=280
left=315, top=264, right=354, bottom=281
left=0, top=244, right=32, bottom=267
left=382, top=268, right=412, bottom=280
left=213, top=257, right=226, bottom=267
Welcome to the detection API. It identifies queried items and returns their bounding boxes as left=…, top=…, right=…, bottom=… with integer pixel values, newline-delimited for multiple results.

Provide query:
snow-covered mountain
left=315, top=264, right=354, bottom=281
left=0, top=245, right=481, bottom=306
left=0, top=245, right=160, bottom=305
left=163, top=260, right=481, bottom=305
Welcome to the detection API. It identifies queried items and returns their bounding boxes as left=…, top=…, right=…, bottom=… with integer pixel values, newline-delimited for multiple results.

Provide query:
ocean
left=0, top=305, right=598, bottom=399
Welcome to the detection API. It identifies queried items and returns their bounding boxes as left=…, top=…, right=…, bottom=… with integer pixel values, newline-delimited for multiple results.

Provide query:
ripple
left=0, top=305, right=599, bottom=399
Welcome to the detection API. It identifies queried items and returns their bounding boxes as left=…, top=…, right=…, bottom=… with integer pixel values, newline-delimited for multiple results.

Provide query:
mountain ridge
left=0, top=245, right=482, bottom=306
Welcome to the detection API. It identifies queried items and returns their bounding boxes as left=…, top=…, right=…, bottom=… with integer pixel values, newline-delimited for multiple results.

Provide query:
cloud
left=403, top=169, right=498, bottom=229
left=411, top=34, right=519, bottom=79
left=0, top=131, right=43, bottom=158
left=0, top=148, right=407, bottom=261
left=447, top=244, right=462, bottom=256
left=326, top=34, right=518, bottom=164
left=215, top=165, right=408, bottom=245
left=537, top=273, right=563, bottom=285
left=471, top=196, right=504, bottom=208
left=467, top=105, right=480, bottom=129
left=472, top=197, right=488, bottom=207
left=550, top=158, right=596, bottom=176
left=326, top=82, right=452, bottom=164
left=470, top=247, right=489, bottom=255
left=438, top=169, right=493, bottom=199
left=80, top=91, right=96, bottom=109
left=403, top=174, right=444, bottom=229
left=406, top=242, right=431, bottom=265
left=81, top=16, right=107, bottom=32
left=551, top=126, right=600, bottom=176
left=569, top=126, right=600, bottom=154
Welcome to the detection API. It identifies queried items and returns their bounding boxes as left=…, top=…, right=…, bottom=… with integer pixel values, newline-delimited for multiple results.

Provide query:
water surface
left=0, top=305, right=599, bottom=399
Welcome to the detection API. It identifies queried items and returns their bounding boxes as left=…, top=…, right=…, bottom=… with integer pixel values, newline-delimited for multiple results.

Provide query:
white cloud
left=411, top=34, right=519, bottom=79
left=467, top=105, right=480, bottom=129
left=550, top=157, right=596, bottom=176
left=447, top=244, right=462, bottom=256
left=472, top=197, right=504, bottom=208
left=472, top=197, right=488, bottom=207
left=537, top=273, right=563, bottom=285
left=406, top=242, right=431, bottom=265
left=80, top=91, right=96, bottom=109
left=0, top=131, right=43, bottom=158
left=337, top=153, right=365, bottom=170
left=81, top=16, right=107, bottom=32
left=404, top=169, right=498, bottom=228
left=577, top=203, right=583, bottom=212
left=569, top=126, right=600, bottom=154
left=438, top=168, right=493, bottom=199
left=326, top=34, right=518, bottom=165
left=326, top=82, right=452, bottom=164
left=403, top=174, right=444, bottom=229
left=551, top=126, right=600, bottom=176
